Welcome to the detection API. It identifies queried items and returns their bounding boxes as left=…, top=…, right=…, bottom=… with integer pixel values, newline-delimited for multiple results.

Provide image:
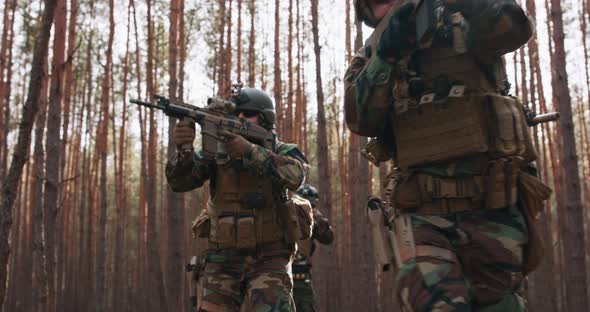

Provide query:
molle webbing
left=415, top=46, right=499, bottom=93
left=393, top=93, right=536, bottom=168
left=387, top=158, right=522, bottom=215
left=209, top=164, right=284, bottom=249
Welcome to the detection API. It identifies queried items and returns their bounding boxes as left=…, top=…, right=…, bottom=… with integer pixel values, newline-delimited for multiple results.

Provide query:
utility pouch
left=393, top=94, right=537, bottom=168
left=518, top=172, right=552, bottom=275
left=487, top=95, right=536, bottom=161
left=240, top=192, right=267, bottom=210
left=387, top=171, right=430, bottom=212
left=212, top=216, right=236, bottom=247
left=191, top=211, right=211, bottom=239
left=362, top=137, right=395, bottom=165
left=283, top=196, right=314, bottom=244
left=236, top=216, right=257, bottom=249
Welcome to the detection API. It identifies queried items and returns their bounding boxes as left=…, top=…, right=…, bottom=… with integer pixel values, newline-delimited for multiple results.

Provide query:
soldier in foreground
left=292, top=184, right=334, bottom=312
left=346, top=0, right=551, bottom=311
left=166, top=87, right=308, bottom=311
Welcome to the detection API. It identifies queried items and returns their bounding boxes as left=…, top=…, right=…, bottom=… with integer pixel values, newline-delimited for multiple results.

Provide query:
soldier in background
left=166, top=87, right=307, bottom=312
left=346, top=0, right=551, bottom=311
left=292, top=184, right=334, bottom=312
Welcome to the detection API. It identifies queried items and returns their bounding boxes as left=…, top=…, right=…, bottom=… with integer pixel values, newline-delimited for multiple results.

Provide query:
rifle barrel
left=130, top=99, right=157, bottom=109
left=531, top=112, right=560, bottom=125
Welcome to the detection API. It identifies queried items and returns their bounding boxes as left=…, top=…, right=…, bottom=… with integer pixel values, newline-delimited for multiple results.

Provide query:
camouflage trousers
left=196, top=245, right=296, bottom=312
left=293, top=269, right=317, bottom=312
left=395, top=206, right=528, bottom=312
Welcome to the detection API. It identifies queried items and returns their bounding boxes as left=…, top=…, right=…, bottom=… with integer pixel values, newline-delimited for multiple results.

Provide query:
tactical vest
left=390, top=13, right=536, bottom=168
left=208, top=161, right=285, bottom=249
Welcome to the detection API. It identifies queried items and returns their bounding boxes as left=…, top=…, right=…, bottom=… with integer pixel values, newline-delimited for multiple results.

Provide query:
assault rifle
left=130, top=94, right=275, bottom=163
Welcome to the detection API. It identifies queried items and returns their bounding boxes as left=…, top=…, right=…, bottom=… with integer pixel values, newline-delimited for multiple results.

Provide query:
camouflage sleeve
left=458, top=0, right=533, bottom=58
left=243, top=144, right=306, bottom=191
left=165, top=149, right=213, bottom=192
left=343, top=48, right=395, bottom=137
left=312, top=209, right=334, bottom=245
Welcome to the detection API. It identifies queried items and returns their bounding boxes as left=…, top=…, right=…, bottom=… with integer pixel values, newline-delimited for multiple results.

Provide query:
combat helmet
left=296, top=184, right=319, bottom=207
left=231, top=87, right=276, bottom=130
left=354, top=0, right=395, bottom=28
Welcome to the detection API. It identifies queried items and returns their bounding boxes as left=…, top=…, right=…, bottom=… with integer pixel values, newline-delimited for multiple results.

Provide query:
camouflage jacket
left=343, top=0, right=533, bottom=177
left=295, top=208, right=334, bottom=264
left=165, top=140, right=307, bottom=194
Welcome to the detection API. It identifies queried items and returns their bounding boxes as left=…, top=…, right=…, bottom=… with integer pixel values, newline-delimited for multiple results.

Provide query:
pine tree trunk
left=237, top=0, right=242, bottom=83
left=216, top=0, right=227, bottom=95
left=274, top=0, right=282, bottom=135
left=0, top=0, right=57, bottom=306
left=146, top=1, right=167, bottom=310
left=224, top=0, right=233, bottom=98
left=550, top=0, right=588, bottom=310
left=309, top=1, right=336, bottom=310
left=167, top=0, right=184, bottom=310
left=32, top=59, right=50, bottom=312
left=248, top=0, right=256, bottom=87
left=43, top=1, right=67, bottom=310
left=0, top=0, right=14, bottom=183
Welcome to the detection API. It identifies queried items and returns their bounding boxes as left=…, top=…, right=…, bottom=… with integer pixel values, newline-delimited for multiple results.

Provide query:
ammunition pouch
left=517, top=172, right=552, bottom=276
left=393, top=93, right=536, bottom=168
left=387, top=158, right=523, bottom=215
left=362, top=136, right=395, bottom=165
left=283, top=195, right=314, bottom=244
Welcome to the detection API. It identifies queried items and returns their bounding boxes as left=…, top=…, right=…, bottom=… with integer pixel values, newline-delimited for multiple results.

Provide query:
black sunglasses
left=236, top=110, right=259, bottom=118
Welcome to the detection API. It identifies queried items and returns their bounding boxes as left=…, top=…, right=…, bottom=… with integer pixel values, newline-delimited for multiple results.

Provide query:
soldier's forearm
left=165, top=151, right=211, bottom=192
left=244, top=145, right=305, bottom=191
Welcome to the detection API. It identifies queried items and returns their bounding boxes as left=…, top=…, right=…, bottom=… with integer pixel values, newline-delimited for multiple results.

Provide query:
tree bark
left=0, top=0, right=57, bottom=306
left=32, top=59, right=50, bottom=312
left=167, top=0, right=184, bottom=310
left=248, top=0, right=256, bottom=87
left=43, top=1, right=67, bottom=310
left=274, top=0, right=283, bottom=135
left=146, top=1, right=167, bottom=311
left=550, top=0, right=588, bottom=310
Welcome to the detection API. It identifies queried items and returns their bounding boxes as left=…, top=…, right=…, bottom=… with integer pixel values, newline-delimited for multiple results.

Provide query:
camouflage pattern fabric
left=165, top=142, right=307, bottom=194
left=291, top=208, right=334, bottom=312
left=395, top=206, right=528, bottom=312
left=293, top=276, right=316, bottom=312
left=197, top=247, right=295, bottom=312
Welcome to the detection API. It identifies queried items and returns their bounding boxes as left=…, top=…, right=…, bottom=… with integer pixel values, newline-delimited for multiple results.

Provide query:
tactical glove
left=174, top=119, right=196, bottom=150
left=376, top=2, right=417, bottom=61
left=219, top=130, right=254, bottom=159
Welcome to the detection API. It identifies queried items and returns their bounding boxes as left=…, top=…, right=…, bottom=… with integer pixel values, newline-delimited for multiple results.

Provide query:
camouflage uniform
left=167, top=112, right=307, bottom=310
left=293, top=208, right=334, bottom=312
left=346, top=1, right=549, bottom=311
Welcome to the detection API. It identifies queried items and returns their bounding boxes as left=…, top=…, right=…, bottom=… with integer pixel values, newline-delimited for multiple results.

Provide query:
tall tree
left=167, top=0, right=184, bottom=310
left=43, top=1, right=67, bottom=310
left=310, top=0, right=336, bottom=310
left=146, top=1, right=167, bottom=311
left=274, top=0, right=283, bottom=134
left=0, top=0, right=58, bottom=306
left=0, top=0, right=14, bottom=182
left=550, top=0, right=588, bottom=310
left=247, top=0, right=256, bottom=86
left=237, top=0, right=243, bottom=83
left=32, top=59, right=50, bottom=312
left=113, top=1, right=132, bottom=311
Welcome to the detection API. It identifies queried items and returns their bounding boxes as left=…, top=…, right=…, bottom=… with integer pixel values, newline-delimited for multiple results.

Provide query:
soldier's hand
left=174, top=119, right=196, bottom=150
left=377, top=2, right=416, bottom=60
left=219, top=130, right=254, bottom=159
